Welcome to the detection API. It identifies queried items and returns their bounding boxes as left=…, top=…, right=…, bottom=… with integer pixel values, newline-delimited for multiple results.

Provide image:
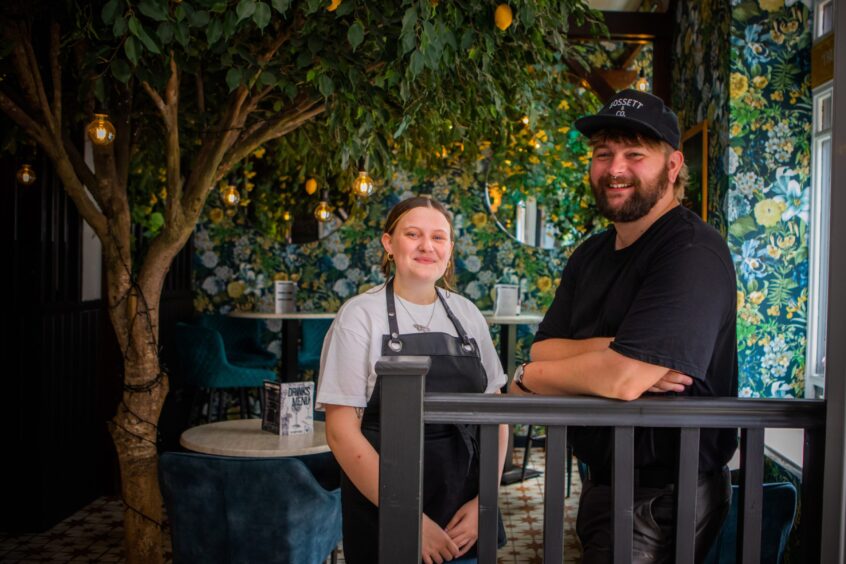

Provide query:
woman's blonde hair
left=380, top=196, right=456, bottom=291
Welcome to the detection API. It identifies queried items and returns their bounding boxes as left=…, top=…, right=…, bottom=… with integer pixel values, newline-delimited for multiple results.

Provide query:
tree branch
left=50, top=23, right=62, bottom=130
left=217, top=96, right=325, bottom=181
left=0, top=89, right=52, bottom=148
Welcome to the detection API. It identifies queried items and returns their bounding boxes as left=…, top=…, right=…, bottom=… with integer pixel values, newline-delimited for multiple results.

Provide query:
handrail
left=422, top=393, right=826, bottom=428
left=376, top=356, right=828, bottom=563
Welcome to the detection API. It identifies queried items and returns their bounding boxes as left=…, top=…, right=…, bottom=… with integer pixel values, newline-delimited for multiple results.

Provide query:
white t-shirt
left=316, top=285, right=507, bottom=409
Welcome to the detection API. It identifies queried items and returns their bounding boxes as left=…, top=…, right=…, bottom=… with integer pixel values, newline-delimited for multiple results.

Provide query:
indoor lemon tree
left=0, top=0, right=600, bottom=560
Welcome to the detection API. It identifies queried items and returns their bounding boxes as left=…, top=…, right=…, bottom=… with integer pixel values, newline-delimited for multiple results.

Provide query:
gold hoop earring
left=387, top=253, right=394, bottom=262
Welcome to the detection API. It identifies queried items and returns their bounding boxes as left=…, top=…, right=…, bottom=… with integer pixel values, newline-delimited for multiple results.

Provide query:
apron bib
left=341, top=280, right=503, bottom=563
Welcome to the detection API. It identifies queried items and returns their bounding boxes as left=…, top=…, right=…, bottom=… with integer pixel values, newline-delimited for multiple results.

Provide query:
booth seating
left=160, top=452, right=341, bottom=564
left=171, top=322, right=275, bottom=421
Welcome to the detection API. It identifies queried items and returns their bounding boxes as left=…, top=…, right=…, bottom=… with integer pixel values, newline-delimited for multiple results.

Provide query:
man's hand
left=445, top=497, right=479, bottom=557
left=422, top=513, right=461, bottom=564
left=647, top=370, right=693, bottom=393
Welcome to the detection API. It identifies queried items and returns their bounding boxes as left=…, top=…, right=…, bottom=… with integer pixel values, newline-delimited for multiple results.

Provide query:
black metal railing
left=376, top=356, right=827, bottom=563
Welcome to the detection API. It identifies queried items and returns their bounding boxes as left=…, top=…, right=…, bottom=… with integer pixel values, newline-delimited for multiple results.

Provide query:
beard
left=591, top=165, right=671, bottom=222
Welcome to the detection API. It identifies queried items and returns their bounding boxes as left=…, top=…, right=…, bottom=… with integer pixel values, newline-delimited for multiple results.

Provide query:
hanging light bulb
left=86, top=113, right=116, bottom=146
left=314, top=200, right=333, bottom=222
left=635, top=69, right=650, bottom=92
left=220, top=184, right=240, bottom=207
left=282, top=210, right=292, bottom=222
left=351, top=169, right=375, bottom=197
left=16, top=163, right=36, bottom=186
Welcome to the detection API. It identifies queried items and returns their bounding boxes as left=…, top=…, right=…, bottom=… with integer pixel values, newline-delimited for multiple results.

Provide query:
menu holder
left=494, top=284, right=520, bottom=317
left=261, top=380, right=314, bottom=435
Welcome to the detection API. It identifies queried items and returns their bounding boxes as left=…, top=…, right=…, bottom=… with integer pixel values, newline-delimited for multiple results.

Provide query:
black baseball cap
left=574, top=89, right=681, bottom=149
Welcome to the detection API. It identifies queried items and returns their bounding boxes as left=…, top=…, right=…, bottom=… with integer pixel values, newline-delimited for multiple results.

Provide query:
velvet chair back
left=160, top=452, right=341, bottom=564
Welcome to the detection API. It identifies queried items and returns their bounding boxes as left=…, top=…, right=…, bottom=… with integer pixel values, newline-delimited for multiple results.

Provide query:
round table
left=180, top=419, right=329, bottom=457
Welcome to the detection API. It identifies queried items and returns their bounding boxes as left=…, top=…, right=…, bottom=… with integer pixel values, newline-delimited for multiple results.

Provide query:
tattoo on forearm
left=355, top=407, right=364, bottom=419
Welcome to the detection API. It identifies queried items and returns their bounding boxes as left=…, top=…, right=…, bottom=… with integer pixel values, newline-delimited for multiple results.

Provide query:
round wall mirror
left=482, top=77, right=606, bottom=250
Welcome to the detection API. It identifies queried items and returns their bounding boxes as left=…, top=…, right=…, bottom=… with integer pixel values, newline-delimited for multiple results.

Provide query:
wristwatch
left=512, top=362, right=536, bottom=394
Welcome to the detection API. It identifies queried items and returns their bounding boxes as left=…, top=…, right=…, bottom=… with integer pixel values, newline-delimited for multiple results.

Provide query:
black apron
left=341, top=280, right=504, bottom=563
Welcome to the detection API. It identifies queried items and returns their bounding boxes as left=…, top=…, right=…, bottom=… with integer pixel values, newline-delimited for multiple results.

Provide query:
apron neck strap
left=385, top=278, right=473, bottom=346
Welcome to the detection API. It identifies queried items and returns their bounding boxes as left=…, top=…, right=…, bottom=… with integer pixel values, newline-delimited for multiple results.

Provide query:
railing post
left=477, top=424, right=500, bottom=563
left=801, top=427, right=825, bottom=563
left=613, top=426, right=634, bottom=564
left=377, top=356, right=431, bottom=564
left=674, top=427, right=700, bottom=562
left=738, top=428, right=764, bottom=564
left=543, top=426, right=567, bottom=562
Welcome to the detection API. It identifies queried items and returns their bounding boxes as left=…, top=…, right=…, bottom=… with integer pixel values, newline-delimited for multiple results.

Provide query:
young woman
left=316, top=196, right=509, bottom=564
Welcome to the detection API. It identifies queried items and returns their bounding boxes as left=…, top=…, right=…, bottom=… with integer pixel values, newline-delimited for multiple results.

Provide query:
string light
left=351, top=170, right=375, bottom=197
left=282, top=211, right=292, bottom=222
left=16, top=163, right=36, bottom=186
left=635, top=69, right=650, bottom=92
left=86, top=114, right=116, bottom=146
left=220, top=184, right=240, bottom=207
left=314, top=200, right=333, bottom=222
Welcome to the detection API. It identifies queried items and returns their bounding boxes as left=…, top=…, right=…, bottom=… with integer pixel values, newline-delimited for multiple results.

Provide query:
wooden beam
left=568, top=11, right=674, bottom=41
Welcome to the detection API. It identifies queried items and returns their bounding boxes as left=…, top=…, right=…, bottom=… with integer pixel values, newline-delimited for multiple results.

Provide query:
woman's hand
left=422, top=513, right=461, bottom=564
left=647, top=370, right=693, bottom=393
left=445, top=497, right=479, bottom=557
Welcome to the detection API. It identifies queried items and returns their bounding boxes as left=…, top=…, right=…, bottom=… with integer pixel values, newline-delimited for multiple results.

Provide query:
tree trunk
left=107, top=291, right=169, bottom=563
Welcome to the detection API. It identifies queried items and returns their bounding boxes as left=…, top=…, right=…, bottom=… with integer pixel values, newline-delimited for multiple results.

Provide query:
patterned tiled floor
left=0, top=447, right=582, bottom=563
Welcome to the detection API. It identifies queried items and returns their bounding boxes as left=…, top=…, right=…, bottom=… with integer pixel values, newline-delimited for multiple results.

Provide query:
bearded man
left=509, top=89, right=738, bottom=563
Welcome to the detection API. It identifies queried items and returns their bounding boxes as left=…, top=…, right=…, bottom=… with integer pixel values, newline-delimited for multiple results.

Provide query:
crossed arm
left=325, top=402, right=509, bottom=564
left=510, top=337, right=693, bottom=399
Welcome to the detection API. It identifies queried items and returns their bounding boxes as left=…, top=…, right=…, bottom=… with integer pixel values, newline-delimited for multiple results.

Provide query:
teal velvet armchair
left=160, top=452, right=341, bottom=564
left=171, top=322, right=275, bottom=420
left=197, top=314, right=278, bottom=370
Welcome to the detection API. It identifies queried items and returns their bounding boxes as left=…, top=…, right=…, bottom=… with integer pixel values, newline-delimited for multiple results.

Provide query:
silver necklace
left=397, top=295, right=438, bottom=332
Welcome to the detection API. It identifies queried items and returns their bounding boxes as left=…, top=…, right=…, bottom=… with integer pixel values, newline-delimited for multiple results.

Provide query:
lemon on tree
left=495, top=4, right=513, bottom=31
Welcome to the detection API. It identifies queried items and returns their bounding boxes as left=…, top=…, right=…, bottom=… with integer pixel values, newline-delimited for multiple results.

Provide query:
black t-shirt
left=534, top=205, right=738, bottom=473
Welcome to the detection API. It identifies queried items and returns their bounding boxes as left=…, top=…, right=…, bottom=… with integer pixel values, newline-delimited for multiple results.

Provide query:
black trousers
left=577, top=467, right=732, bottom=564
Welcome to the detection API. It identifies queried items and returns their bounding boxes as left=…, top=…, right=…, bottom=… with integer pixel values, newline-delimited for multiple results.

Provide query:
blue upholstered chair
left=703, top=482, right=797, bottom=564
left=171, top=322, right=275, bottom=420
left=160, top=452, right=342, bottom=564
left=197, top=314, right=278, bottom=370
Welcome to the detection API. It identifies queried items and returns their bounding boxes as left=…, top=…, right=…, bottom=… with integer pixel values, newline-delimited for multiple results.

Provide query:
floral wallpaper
left=728, top=0, right=812, bottom=398
left=194, top=167, right=577, bottom=364
left=671, top=0, right=732, bottom=235
left=674, top=0, right=812, bottom=398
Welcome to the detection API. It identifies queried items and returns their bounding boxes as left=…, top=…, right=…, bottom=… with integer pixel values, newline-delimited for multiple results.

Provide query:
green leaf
left=226, top=67, right=243, bottom=91
left=124, top=36, right=139, bottom=65
left=236, top=0, right=257, bottom=22
left=259, top=70, right=277, bottom=85
left=318, top=74, right=335, bottom=97
left=223, top=10, right=238, bottom=38
left=400, top=32, right=416, bottom=55
left=210, top=2, right=227, bottom=14
left=401, top=7, right=417, bottom=34
left=111, top=59, right=131, bottom=83
left=113, top=15, right=128, bottom=36
left=729, top=216, right=758, bottom=240
left=148, top=212, right=165, bottom=232
left=409, top=50, right=424, bottom=78
left=157, top=21, right=174, bottom=44
left=189, top=10, right=211, bottom=28
left=271, top=0, right=292, bottom=15
left=138, top=0, right=169, bottom=22
left=173, top=21, right=189, bottom=46
left=206, top=18, right=223, bottom=44
left=129, top=17, right=161, bottom=54
left=101, top=0, right=121, bottom=25
left=253, top=2, right=271, bottom=29
left=347, top=21, right=364, bottom=52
